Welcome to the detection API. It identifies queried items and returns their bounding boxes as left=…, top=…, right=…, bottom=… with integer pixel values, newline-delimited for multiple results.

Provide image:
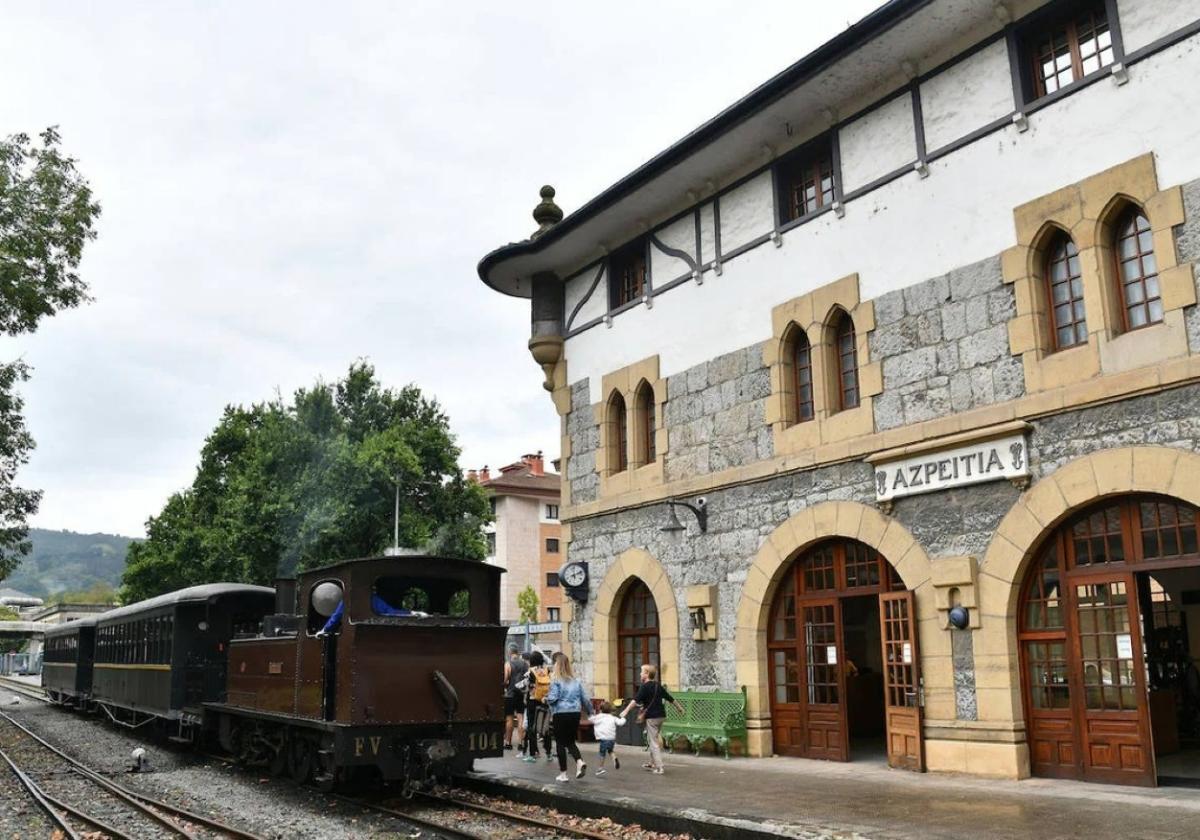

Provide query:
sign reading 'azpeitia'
left=874, top=431, right=1029, bottom=502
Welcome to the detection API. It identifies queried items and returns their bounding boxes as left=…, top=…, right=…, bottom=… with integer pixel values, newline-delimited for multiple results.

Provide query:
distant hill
left=1, top=529, right=136, bottom=599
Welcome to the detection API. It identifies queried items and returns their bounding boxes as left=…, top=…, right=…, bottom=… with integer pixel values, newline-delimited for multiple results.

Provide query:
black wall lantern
left=660, top=497, right=708, bottom=534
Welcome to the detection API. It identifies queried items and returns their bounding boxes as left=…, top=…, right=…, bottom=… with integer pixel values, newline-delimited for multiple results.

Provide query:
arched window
left=1045, top=233, right=1087, bottom=350
left=609, top=392, right=628, bottom=473
left=618, top=579, right=659, bottom=700
left=789, top=326, right=814, bottom=423
left=1114, top=208, right=1162, bottom=331
left=832, top=310, right=859, bottom=411
left=635, top=382, right=657, bottom=464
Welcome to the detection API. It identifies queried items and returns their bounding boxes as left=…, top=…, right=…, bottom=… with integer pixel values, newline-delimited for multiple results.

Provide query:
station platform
left=472, top=749, right=1200, bottom=839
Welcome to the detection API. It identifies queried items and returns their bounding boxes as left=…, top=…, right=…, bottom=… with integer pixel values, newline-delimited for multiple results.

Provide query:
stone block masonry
left=663, top=344, right=773, bottom=482
left=871, top=255, right=1024, bottom=431
left=566, top=379, right=599, bottom=504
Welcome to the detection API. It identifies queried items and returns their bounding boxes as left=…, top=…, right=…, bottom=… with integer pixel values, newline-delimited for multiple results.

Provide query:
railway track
left=0, top=708, right=264, bottom=840
left=335, top=788, right=626, bottom=840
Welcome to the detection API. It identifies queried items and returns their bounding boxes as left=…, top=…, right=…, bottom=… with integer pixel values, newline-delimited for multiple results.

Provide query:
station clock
left=558, top=561, right=589, bottom=603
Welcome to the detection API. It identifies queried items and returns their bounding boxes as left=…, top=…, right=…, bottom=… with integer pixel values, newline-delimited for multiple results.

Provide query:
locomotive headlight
left=197, top=621, right=209, bottom=631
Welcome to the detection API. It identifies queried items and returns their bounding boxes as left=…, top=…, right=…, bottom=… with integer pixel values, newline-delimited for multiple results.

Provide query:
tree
left=0, top=604, right=26, bottom=654
left=517, top=585, right=539, bottom=624
left=0, top=128, right=101, bottom=581
left=122, top=362, right=492, bottom=601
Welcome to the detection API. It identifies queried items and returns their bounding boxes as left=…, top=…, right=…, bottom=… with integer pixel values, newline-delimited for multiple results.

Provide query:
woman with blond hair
left=544, top=653, right=592, bottom=782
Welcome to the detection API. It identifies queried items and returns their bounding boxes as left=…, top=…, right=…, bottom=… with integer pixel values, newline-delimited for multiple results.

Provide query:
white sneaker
left=555, top=772, right=569, bottom=782
left=575, top=761, right=587, bottom=779
left=596, top=768, right=607, bottom=776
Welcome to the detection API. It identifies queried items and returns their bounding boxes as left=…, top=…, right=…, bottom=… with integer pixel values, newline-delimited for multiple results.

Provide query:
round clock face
left=561, top=563, right=586, bottom=588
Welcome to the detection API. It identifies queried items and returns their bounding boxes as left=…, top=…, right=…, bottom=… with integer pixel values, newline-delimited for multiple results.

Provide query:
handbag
left=636, top=681, right=660, bottom=724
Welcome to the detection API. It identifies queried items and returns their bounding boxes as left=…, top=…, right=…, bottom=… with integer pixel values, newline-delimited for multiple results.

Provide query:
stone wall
left=565, top=385, right=1200, bottom=719
left=663, top=344, right=773, bottom=482
left=565, top=379, right=599, bottom=504
left=871, top=255, right=1025, bottom=431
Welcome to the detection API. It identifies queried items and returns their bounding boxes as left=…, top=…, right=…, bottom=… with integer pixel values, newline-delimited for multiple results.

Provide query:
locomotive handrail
left=432, top=669, right=459, bottom=719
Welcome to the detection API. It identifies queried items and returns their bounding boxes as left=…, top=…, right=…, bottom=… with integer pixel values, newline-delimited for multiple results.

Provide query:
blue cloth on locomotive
left=320, top=594, right=415, bottom=634
left=371, top=593, right=415, bottom=616
left=546, top=677, right=592, bottom=716
left=319, top=600, right=344, bottom=634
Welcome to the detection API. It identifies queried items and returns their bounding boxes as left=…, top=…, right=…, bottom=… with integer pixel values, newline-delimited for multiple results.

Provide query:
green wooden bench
left=661, top=687, right=747, bottom=758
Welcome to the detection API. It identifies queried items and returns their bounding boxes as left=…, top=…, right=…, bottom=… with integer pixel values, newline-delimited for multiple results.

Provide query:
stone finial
left=532, top=185, right=563, bottom=238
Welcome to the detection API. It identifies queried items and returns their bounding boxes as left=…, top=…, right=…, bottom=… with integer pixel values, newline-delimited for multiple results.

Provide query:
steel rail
left=329, top=793, right=492, bottom=840
left=0, top=744, right=83, bottom=840
left=418, top=790, right=625, bottom=840
left=39, top=780, right=141, bottom=840
left=0, top=708, right=265, bottom=840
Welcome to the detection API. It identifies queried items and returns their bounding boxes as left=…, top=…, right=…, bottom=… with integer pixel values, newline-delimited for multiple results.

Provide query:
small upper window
left=546, top=538, right=560, bottom=554
left=788, top=326, right=814, bottom=423
left=1045, top=233, right=1088, bottom=349
left=548, top=607, right=561, bottom=622
left=635, top=381, right=657, bottom=465
left=546, top=572, right=560, bottom=588
left=609, top=392, right=629, bottom=474
left=832, top=311, right=860, bottom=411
left=545, top=504, right=559, bottom=520
left=776, top=139, right=836, bottom=224
left=1114, top=208, right=1162, bottom=331
left=609, top=239, right=647, bottom=309
left=1028, top=2, right=1114, bottom=99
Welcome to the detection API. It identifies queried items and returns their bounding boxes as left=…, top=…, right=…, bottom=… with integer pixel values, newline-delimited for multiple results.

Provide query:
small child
left=588, top=701, right=626, bottom=775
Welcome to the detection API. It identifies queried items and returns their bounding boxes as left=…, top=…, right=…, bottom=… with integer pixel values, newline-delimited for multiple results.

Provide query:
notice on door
left=826, top=645, right=838, bottom=665
left=902, top=642, right=913, bottom=664
left=1116, top=633, right=1133, bottom=659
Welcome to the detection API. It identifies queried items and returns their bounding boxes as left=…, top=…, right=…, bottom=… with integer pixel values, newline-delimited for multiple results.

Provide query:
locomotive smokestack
left=274, top=577, right=297, bottom=615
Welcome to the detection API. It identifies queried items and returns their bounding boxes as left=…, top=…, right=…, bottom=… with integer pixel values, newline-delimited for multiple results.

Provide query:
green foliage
left=122, top=362, right=491, bottom=602
left=0, top=128, right=101, bottom=581
left=3, top=529, right=133, bottom=598
left=0, top=605, right=23, bottom=653
left=517, top=585, right=539, bottom=624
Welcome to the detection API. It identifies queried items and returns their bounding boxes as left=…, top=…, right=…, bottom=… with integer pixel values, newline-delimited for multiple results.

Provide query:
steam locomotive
left=41, top=554, right=507, bottom=789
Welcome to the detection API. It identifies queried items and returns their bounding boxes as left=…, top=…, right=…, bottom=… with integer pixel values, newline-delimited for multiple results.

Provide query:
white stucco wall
left=921, top=38, right=1014, bottom=151
left=1118, top=0, right=1200, bottom=52
left=839, top=92, right=918, bottom=192
left=495, top=494, right=541, bottom=623
left=650, top=213, right=696, bottom=285
left=566, top=36, right=1200, bottom=404
left=718, top=171, right=773, bottom=254
left=566, top=264, right=606, bottom=328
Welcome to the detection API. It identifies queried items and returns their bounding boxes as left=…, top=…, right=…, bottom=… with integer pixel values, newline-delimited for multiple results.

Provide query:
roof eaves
left=477, top=0, right=931, bottom=296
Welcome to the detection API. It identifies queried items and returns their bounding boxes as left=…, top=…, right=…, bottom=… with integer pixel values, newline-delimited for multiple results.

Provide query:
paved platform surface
left=474, top=749, right=1200, bottom=839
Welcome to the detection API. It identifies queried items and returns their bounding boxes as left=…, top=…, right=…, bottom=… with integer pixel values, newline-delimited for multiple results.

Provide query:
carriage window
left=373, top=576, right=471, bottom=618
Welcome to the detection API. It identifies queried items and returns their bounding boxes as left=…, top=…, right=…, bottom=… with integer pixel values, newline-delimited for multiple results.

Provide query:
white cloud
left=3, top=0, right=881, bottom=537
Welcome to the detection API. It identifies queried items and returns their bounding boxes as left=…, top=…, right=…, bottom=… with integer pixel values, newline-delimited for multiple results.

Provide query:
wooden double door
left=767, top=540, right=924, bottom=770
left=1020, top=495, right=1200, bottom=786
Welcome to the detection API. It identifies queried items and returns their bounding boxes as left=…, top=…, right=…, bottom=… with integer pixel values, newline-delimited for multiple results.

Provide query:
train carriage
left=90, top=584, right=275, bottom=735
left=42, top=617, right=98, bottom=705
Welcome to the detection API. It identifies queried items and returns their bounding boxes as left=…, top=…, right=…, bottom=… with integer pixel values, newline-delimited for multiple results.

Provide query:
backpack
left=530, top=666, right=551, bottom=701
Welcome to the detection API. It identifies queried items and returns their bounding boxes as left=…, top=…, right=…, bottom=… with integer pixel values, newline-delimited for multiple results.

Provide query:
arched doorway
left=1019, top=494, right=1200, bottom=786
left=767, top=538, right=922, bottom=769
left=618, top=579, right=659, bottom=701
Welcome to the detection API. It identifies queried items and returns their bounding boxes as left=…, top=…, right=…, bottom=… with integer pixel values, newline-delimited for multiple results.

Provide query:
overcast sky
left=3, top=1, right=880, bottom=538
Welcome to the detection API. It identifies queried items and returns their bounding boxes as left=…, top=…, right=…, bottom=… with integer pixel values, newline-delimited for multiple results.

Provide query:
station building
left=477, top=0, right=1200, bottom=786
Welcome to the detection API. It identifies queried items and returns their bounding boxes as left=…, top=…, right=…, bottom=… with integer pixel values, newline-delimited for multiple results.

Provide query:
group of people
left=503, top=644, right=684, bottom=782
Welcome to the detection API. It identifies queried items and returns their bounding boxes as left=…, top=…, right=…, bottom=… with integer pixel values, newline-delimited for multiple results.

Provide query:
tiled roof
left=481, top=465, right=560, bottom=496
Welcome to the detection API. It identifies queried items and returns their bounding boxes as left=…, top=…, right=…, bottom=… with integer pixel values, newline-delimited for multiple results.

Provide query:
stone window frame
left=1002, top=154, right=1195, bottom=395
left=764, top=273, right=881, bottom=456
left=595, top=356, right=667, bottom=497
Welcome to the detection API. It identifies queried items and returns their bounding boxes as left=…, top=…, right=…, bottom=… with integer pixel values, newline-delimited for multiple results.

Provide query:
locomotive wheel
left=288, top=736, right=314, bottom=784
left=269, top=734, right=288, bottom=777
